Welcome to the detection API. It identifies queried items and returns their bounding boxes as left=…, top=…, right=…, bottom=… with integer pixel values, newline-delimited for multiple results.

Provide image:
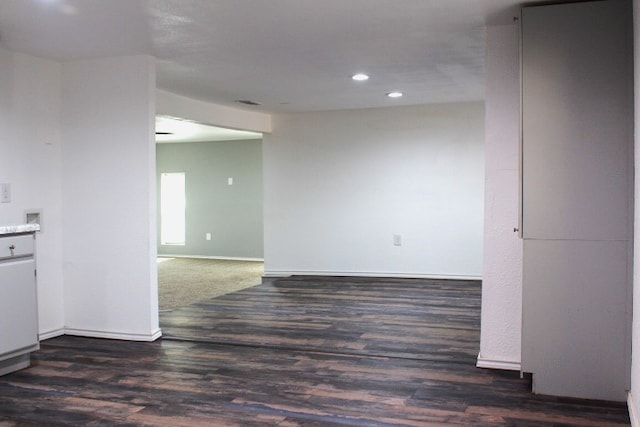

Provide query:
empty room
left=0, top=0, right=638, bottom=425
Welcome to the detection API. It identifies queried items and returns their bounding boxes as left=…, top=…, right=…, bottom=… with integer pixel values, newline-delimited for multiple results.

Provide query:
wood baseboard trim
left=476, top=355, right=521, bottom=371
left=263, top=270, right=481, bottom=280
left=63, top=328, right=162, bottom=342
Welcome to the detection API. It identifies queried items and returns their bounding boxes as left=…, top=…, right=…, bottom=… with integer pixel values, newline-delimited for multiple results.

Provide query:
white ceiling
left=0, top=0, right=537, bottom=114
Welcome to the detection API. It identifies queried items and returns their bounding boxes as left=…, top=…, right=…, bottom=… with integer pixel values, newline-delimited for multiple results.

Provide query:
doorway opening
left=155, top=116, right=264, bottom=312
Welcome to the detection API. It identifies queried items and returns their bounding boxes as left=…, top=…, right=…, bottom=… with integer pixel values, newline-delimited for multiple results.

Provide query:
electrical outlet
left=393, top=234, right=402, bottom=246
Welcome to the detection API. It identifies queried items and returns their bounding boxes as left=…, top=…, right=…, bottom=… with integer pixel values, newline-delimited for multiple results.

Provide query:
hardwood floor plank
left=160, top=277, right=482, bottom=365
left=0, top=276, right=631, bottom=426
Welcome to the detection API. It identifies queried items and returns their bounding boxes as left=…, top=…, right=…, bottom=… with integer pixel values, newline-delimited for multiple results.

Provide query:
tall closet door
left=521, top=0, right=632, bottom=401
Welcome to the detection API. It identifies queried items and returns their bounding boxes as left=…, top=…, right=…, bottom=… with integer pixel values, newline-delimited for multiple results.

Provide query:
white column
left=477, top=24, right=523, bottom=371
left=61, top=55, right=159, bottom=341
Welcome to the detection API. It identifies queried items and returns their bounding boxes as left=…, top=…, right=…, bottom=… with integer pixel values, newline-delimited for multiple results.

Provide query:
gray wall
left=157, top=139, right=263, bottom=259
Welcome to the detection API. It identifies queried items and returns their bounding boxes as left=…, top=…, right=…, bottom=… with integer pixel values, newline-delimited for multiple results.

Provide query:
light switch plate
left=0, top=183, right=10, bottom=203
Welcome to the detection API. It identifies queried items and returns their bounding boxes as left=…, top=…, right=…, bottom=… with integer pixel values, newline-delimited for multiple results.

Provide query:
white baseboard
left=263, top=269, right=481, bottom=281
left=64, top=328, right=162, bottom=342
left=476, top=355, right=521, bottom=371
left=39, top=328, right=65, bottom=341
left=629, top=392, right=639, bottom=427
left=159, top=254, right=264, bottom=262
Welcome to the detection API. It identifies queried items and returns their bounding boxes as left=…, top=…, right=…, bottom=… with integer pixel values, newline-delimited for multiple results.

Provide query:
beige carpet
left=158, top=257, right=264, bottom=311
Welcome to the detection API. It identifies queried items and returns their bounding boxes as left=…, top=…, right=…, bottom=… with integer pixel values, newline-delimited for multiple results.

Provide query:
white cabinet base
left=0, top=353, right=32, bottom=376
left=0, top=231, right=39, bottom=377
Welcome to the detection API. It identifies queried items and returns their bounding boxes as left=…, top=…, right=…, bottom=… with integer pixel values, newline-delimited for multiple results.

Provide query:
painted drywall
left=630, top=0, right=640, bottom=423
left=263, top=103, right=484, bottom=278
left=157, top=139, right=264, bottom=259
left=477, top=24, right=523, bottom=371
left=0, top=47, right=65, bottom=339
left=157, top=90, right=271, bottom=134
left=61, top=55, right=159, bottom=341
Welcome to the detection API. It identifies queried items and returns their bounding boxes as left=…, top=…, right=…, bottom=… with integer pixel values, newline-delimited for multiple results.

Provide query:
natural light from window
left=160, top=172, right=186, bottom=246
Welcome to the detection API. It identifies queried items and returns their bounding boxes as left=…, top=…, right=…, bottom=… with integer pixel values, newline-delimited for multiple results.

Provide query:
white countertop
left=0, top=224, right=40, bottom=235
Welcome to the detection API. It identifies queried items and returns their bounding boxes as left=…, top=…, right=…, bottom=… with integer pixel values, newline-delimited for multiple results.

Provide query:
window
left=160, top=172, right=186, bottom=245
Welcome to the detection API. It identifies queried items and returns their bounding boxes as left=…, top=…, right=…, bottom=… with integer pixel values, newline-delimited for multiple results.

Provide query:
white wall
left=61, top=55, right=159, bottom=341
left=263, top=103, right=484, bottom=278
left=477, top=24, right=523, bottom=371
left=0, top=47, right=65, bottom=338
left=630, top=0, right=640, bottom=423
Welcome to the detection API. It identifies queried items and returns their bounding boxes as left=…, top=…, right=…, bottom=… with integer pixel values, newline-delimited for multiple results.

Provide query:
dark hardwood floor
left=0, top=276, right=631, bottom=426
left=161, top=276, right=481, bottom=364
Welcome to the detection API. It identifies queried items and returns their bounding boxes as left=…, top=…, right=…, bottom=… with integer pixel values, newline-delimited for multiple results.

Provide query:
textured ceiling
left=0, top=0, right=534, bottom=113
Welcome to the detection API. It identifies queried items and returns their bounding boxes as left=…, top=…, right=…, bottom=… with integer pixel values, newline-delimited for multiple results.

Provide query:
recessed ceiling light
left=387, top=91, right=403, bottom=98
left=352, top=73, right=369, bottom=81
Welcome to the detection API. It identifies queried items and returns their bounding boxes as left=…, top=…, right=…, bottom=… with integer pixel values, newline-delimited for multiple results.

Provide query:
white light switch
left=393, top=234, right=402, bottom=246
left=206, top=233, right=212, bottom=241
left=227, top=177, right=233, bottom=186
left=0, top=183, right=10, bottom=203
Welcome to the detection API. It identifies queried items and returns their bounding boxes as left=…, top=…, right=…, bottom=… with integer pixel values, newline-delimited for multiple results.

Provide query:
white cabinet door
left=521, top=0, right=633, bottom=401
left=521, top=0, right=632, bottom=241
left=0, top=259, right=38, bottom=356
left=522, top=239, right=629, bottom=400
